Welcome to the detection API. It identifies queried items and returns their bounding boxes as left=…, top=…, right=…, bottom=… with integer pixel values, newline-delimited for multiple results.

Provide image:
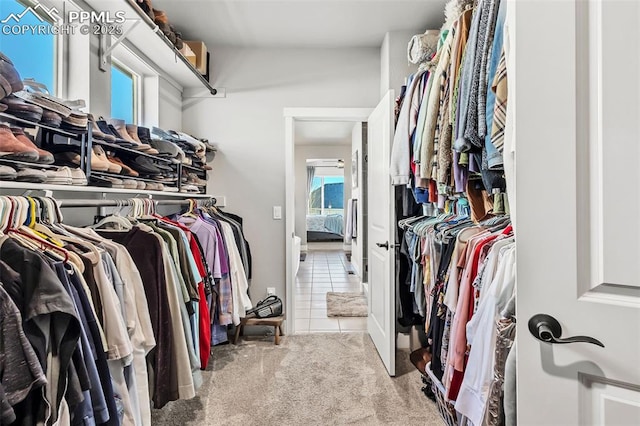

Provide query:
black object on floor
left=421, top=375, right=437, bottom=402
left=300, top=253, right=307, bottom=261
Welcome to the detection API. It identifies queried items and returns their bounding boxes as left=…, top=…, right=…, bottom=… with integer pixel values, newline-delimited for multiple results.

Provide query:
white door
left=367, top=90, right=396, bottom=376
left=515, top=0, right=640, bottom=424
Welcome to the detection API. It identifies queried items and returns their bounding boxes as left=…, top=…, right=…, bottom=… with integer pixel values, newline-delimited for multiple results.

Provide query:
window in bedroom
left=309, top=176, right=344, bottom=216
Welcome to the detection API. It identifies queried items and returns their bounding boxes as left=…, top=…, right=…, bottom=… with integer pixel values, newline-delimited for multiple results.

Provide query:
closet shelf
left=181, top=164, right=208, bottom=173
left=83, top=0, right=217, bottom=96
left=0, top=113, right=86, bottom=137
left=93, top=140, right=175, bottom=163
left=92, top=171, right=178, bottom=184
left=0, top=180, right=216, bottom=199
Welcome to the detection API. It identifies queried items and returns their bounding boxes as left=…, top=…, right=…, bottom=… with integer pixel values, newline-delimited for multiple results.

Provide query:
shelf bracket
left=99, top=19, right=141, bottom=72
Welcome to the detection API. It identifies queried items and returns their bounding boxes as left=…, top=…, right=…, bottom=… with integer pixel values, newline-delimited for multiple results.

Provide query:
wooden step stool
left=233, top=315, right=285, bottom=345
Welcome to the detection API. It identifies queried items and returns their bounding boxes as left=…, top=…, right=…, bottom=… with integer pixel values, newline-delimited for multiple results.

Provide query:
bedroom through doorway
left=306, top=159, right=348, bottom=249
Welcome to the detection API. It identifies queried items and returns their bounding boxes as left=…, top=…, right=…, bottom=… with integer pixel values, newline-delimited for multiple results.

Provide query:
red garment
left=197, top=281, right=211, bottom=368
left=429, top=179, right=438, bottom=203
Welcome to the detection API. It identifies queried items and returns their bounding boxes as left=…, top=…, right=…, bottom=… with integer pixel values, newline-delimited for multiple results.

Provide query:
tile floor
left=294, top=250, right=367, bottom=333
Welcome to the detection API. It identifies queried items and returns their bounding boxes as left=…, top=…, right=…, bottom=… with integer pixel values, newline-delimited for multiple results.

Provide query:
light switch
left=273, top=206, right=282, bottom=220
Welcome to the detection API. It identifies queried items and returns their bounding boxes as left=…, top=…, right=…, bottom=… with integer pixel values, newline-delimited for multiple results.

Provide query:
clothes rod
left=57, top=198, right=216, bottom=208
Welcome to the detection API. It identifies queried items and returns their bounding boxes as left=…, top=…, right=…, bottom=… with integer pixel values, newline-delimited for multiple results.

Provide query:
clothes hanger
left=4, top=197, right=70, bottom=263
left=18, top=197, right=88, bottom=269
left=90, top=199, right=133, bottom=230
left=180, top=199, right=199, bottom=219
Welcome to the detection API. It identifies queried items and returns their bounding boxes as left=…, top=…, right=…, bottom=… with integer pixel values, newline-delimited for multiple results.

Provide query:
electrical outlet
left=267, top=287, right=276, bottom=296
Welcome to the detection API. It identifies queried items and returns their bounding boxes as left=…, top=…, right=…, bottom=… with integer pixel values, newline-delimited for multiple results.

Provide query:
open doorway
left=284, top=108, right=372, bottom=334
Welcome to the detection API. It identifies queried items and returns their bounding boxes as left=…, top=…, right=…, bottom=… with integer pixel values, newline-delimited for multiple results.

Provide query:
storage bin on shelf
left=424, top=362, right=461, bottom=426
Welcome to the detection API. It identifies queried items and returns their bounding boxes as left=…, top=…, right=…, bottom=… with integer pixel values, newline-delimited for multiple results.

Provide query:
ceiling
left=151, top=0, right=447, bottom=48
left=294, top=120, right=356, bottom=145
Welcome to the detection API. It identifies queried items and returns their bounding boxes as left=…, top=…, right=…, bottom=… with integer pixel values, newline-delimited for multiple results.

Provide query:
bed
left=306, top=214, right=344, bottom=242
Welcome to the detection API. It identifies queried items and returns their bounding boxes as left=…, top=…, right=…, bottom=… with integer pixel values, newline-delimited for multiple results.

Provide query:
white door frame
left=284, top=107, right=373, bottom=334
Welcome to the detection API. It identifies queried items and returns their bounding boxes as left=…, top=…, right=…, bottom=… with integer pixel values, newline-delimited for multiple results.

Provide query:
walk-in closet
left=0, top=0, right=638, bottom=424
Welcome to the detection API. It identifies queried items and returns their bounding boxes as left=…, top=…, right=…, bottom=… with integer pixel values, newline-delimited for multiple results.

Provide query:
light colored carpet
left=326, top=292, right=368, bottom=317
left=151, top=333, right=442, bottom=426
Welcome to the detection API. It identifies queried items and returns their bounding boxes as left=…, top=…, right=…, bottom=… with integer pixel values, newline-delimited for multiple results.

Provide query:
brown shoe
left=0, top=53, right=23, bottom=95
left=126, top=123, right=159, bottom=153
left=153, top=9, right=169, bottom=25
left=409, top=347, right=432, bottom=374
left=108, top=119, right=158, bottom=153
left=92, top=146, right=121, bottom=173
left=107, top=155, right=139, bottom=177
left=10, top=127, right=54, bottom=164
left=125, top=124, right=143, bottom=143
left=0, top=124, right=39, bottom=162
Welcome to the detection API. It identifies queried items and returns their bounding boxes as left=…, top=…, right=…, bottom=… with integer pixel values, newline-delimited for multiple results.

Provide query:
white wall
left=350, top=122, right=365, bottom=276
left=380, top=31, right=419, bottom=98
left=182, top=47, right=380, bottom=301
left=294, top=145, right=352, bottom=247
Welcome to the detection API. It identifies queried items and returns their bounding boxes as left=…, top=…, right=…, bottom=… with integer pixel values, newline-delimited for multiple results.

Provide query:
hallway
left=294, top=250, right=367, bottom=333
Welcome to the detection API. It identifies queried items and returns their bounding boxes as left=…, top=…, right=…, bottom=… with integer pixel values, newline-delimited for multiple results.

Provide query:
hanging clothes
left=0, top=196, right=254, bottom=426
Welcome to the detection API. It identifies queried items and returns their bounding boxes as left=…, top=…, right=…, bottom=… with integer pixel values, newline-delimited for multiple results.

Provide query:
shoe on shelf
left=137, top=0, right=155, bottom=21
left=19, top=79, right=83, bottom=118
left=122, top=179, right=138, bottom=189
left=0, top=95, right=44, bottom=122
left=9, top=127, right=54, bottom=164
left=16, top=167, right=47, bottom=183
left=45, top=166, right=73, bottom=185
left=125, top=123, right=160, bottom=154
left=95, top=120, right=136, bottom=148
left=107, top=155, right=139, bottom=177
left=13, top=90, right=71, bottom=117
left=88, top=114, right=116, bottom=141
left=121, top=155, right=165, bottom=175
left=180, top=184, right=201, bottom=193
left=40, top=109, right=63, bottom=128
left=0, top=124, right=39, bottom=162
left=125, top=124, right=143, bottom=143
left=149, top=138, right=184, bottom=162
left=108, top=119, right=148, bottom=148
left=153, top=9, right=169, bottom=25
left=186, top=173, right=207, bottom=187
left=92, top=146, right=121, bottom=174
left=103, top=176, right=124, bottom=188
left=70, top=167, right=87, bottom=186
left=136, top=181, right=146, bottom=190
left=0, top=53, right=23, bottom=97
left=0, top=164, right=17, bottom=180
left=107, top=119, right=158, bottom=153
left=163, top=186, right=179, bottom=192
left=61, top=110, right=88, bottom=130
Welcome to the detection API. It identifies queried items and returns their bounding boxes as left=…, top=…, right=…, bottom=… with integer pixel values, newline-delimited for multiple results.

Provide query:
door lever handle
left=528, top=314, right=604, bottom=348
left=376, top=242, right=389, bottom=250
